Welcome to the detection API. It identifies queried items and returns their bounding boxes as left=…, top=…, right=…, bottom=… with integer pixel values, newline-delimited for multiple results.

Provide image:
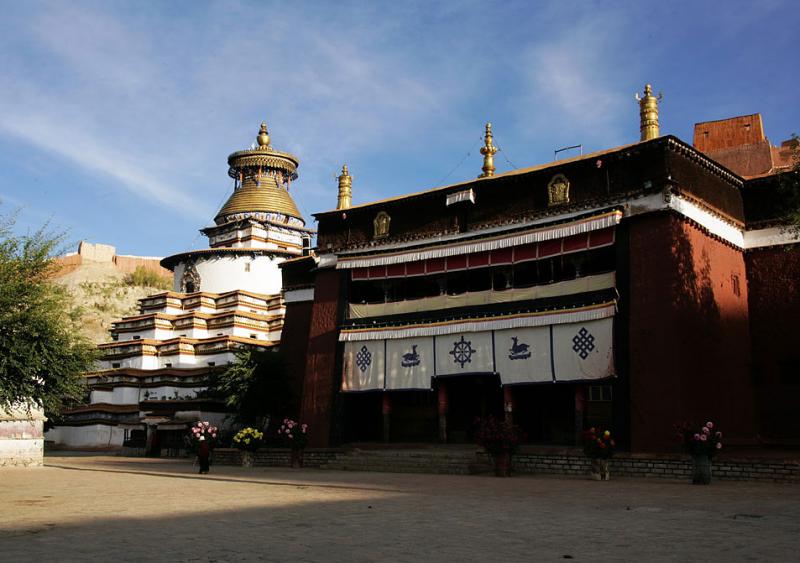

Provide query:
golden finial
left=256, top=122, right=271, bottom=147
left=336, top=164, right=352, bottom=210
left=635, top=84, right=662, bottom=141
left=479, top=122, right=498, bottom=178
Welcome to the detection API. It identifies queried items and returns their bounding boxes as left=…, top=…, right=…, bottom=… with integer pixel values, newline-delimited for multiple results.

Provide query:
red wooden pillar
left=437, top=382, right=448, bottom=443
left=574, top=385, right=586, bottom=446
left=382, top=392, right=392, bottom=444
left=503, top=386, right=514, bottom=425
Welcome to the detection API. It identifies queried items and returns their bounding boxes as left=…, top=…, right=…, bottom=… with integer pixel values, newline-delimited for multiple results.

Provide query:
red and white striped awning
left=338, top=209, right=621, bottom=273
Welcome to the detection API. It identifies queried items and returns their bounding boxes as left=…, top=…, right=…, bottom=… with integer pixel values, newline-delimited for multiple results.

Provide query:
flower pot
left=590, top=458, right=610, bottom=481
left=241, top=451, right=255, bottom=468
left=493, top=450, right=511, bottom=477
left=291, top=449, right=304, bottom=469
left=692, top=454, right=712, bottom=485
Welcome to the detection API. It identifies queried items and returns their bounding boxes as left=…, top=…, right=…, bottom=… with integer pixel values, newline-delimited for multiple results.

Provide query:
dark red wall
left=299, top=269, right=342, bottom=447
left=745, top=244, right=800, bottom=440
left=280, top=300, right=313, bottom=417
left=627, top=213, right=755, bottom=451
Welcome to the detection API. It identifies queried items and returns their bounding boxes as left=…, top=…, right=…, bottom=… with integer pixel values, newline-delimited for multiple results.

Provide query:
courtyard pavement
left=1, top=454, right=798, bottom=562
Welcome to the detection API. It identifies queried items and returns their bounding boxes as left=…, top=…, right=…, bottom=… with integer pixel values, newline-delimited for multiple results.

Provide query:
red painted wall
left=280, top=300, right=313, bottom=417
left=745, top=244, right=800, bottom=440
left=627, top=213, right=755, bottom=451
left=299, top=269, right=342, bottom=447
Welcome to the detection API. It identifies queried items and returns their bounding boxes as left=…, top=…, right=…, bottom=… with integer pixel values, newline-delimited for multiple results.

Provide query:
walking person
left=197, top=435, right=210, bottom=474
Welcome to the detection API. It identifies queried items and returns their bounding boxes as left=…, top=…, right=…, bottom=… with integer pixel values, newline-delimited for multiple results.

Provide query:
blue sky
left=1, top=0, right=798, bottom=257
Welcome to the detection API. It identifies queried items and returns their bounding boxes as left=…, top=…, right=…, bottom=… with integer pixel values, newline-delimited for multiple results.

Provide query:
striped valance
left=337, top=210, right=622, bottom=270
left=339, top=301, right=616, bottom=342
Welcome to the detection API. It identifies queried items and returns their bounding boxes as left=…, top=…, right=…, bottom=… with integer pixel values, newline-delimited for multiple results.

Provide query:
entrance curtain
left=342, top=341, right=385, bottom=391
left=494, top=326, right=553, bottom=384
left=434, top=331, right=494, bottom=376
left=386, top=337, right=435, bottom=390
left=552, top=317, right=614, bottom=381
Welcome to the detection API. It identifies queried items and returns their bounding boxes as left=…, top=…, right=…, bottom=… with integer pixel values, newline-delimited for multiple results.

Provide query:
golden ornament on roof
left=636, top=84, right=662, bottom=141
left=337, top=164, right=353, bottom=210
left=257, top=122, right=270, bottom=147
left=479, top=122, right=498, bottom=178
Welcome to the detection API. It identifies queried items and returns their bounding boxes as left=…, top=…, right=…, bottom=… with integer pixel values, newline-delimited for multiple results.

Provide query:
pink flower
left=301, top=424, right=308, bottom=431
left=693, top=433, right=701, bottom=440
left=283, top=418, right=289, bottom=424
left=211, top=433, right=217, bottom=438
left=203, top=422, right=210, bottom=428
left=288, top=434, right=294, bottom=439
left=716, top=442, right=722, bottom=449
left=715, top=432, right=722, bottom=439
left=286, top=428, right=291, bottom=434
left=706, top=422, right=714, bottom=429
left=699, top=434, right=708, bottom=442
left=702, top=427, right=710, bottom=435
left=301, top=428, right=306, bottom=433
left=287, top=422, right=295, bottom=429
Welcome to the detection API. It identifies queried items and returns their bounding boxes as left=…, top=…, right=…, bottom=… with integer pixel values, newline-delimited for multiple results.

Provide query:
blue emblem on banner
left=449, top=335, right=476, bottom=368
left=401, top=345, right=420, bottom=367
left=572, top=327, right=596, bottom=360
left=508, top=336, right=531, bottom=360
left=355, top=345, right=372, bottom=372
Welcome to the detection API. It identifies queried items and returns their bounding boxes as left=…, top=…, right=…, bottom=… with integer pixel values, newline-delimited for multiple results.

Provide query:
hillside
left=53, top=242, right=173, bottom=345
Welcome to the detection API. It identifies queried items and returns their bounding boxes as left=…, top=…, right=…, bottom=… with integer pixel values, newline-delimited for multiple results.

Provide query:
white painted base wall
left=46, top=424, right=125, bottom=448
left=0, top=406, right=45, bottom=467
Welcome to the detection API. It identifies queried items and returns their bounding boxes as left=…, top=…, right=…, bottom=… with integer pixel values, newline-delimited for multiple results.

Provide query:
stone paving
left=1, top=454, right=799, bottom=562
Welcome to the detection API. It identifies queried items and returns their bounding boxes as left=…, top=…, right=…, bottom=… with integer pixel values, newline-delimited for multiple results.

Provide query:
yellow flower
left=603, top=431, right=611, bottom=438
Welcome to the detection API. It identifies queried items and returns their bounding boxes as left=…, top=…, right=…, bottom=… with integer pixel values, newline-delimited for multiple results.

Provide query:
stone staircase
left=318, top=447, right=492, bottom=475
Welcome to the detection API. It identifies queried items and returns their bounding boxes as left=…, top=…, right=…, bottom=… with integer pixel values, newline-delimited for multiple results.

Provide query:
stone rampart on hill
left=56, top=241, right=171, bottom=279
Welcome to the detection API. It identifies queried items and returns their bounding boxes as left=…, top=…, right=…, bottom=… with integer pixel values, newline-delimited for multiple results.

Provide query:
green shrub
left=125, top=266, right=171, bottom=290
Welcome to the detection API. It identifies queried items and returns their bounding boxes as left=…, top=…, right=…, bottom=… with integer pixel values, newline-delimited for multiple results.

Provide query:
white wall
left=173, top=254, right=285, bottom=295
left=0, top=407, right=44, bottom=467
left=46, top=424, right=125, bottom=448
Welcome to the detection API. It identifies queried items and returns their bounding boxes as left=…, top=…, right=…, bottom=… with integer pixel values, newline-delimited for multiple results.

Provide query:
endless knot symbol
left=355, top=345, right=372, bottom=372
left=572, top=327, right=595, bottom=360
left=449, top=335, right=476, bottom=368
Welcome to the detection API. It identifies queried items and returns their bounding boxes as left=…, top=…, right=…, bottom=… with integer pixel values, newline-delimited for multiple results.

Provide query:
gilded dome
left=215, top=175, right=303, bottom=224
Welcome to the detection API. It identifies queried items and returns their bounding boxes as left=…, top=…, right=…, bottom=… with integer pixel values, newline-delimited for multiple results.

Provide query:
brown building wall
left=279, top=300, right=314, bottom=418
left=627, top=212, right=754, bottom=451
left=300, top=269, right=343, bottom=447
left=745, top=244, right=800, bottom=441
left=113, top=255, right=172, bottom=278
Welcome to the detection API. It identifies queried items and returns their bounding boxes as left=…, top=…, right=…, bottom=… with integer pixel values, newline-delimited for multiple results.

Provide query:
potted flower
left=188, top=421, right=218, bottom=474
left=232, top=427, right=264, bottom=467
left=582, top=427, right=615, bottom=480
left=278, top=419, right=309, bottom=468
left=475, top=416, right=524, bottom=477
left=675, top=421, right=723, bottom=484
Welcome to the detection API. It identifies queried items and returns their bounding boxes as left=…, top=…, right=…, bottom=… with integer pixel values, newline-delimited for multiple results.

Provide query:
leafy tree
left=208, top=349, right=296, bottom=431
left=0, top=211, right=97, bottom=421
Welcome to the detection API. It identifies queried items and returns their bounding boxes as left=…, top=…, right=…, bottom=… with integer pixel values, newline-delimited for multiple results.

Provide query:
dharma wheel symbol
left=449, top=335, right=476, bottom=368
left=355, top=345, right=372, bottom=373
left=572, top=327, right=596, bottom=360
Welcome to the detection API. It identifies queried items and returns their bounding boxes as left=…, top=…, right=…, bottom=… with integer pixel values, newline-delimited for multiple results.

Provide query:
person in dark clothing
left=197, top=436, right=210, bottom=474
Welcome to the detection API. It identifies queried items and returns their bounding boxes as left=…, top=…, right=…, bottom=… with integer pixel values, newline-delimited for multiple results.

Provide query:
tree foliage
left=208, top=348, right=296, bottom=429
left=0, top=211, right=97, bottom=418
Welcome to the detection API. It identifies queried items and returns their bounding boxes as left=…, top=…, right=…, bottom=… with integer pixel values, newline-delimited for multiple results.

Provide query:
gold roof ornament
left=636, top=84, right=663, bottom=141
left=337, top=164, right=353, bottom=210
left=479, top=122, right=498, bottom=178
left=256, top=122, right=270, bottom=147
left=215, top=122, right=304, bottom=225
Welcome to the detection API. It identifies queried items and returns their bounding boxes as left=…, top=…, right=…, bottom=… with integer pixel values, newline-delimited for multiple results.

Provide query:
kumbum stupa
left=47, top=123, right=313, bottom=454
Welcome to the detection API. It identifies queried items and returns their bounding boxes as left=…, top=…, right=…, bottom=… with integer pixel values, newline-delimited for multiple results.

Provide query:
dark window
left=111, top=363, right=121, bottom=369
left=589, top=385, right=613, bottom=402
left=731, top=273, right=741, bottom=297
left=467, top=268, right=492, bottom=292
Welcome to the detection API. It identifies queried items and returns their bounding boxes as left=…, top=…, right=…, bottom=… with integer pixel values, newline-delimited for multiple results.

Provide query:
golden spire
left=636, top=84, right=662, bottom=141
left=256, top=122, right=271, bottom=147
left=479, top=122, right=498, bottom=178
left=336, top=164, right=352, bottom=210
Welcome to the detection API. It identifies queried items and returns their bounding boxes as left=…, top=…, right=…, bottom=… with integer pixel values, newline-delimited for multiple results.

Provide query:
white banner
left=552, top=318, right=614, bottom=381
left=434, top=332, right=494, bottom=376
left=386, top=337, right=434, bottom=390
left=342, top=341, right=385, bottom=391
left=494, top=327, right=553, bottom=384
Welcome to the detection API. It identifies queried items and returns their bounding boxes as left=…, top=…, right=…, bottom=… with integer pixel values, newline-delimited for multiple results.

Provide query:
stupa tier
left=47, top=124, right=311, bottom=452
